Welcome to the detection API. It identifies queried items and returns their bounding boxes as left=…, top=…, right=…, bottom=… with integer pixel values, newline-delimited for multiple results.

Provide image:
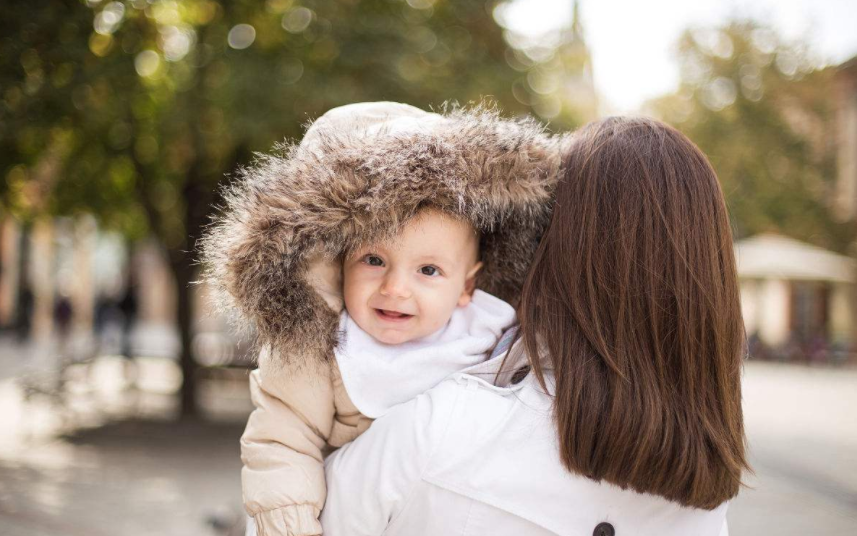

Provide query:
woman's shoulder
left=407, top=373, right=729, bottom=536
left=326, top=371, right=728, bottom=536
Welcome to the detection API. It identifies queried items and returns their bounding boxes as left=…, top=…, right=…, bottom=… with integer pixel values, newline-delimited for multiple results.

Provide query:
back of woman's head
left=517, top=116, right=748, bottom=509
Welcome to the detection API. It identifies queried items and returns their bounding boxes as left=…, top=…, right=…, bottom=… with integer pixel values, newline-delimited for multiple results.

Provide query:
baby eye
left=363, top=255, right=384, bottom=267
left=419, top=265, right=440, bottom=277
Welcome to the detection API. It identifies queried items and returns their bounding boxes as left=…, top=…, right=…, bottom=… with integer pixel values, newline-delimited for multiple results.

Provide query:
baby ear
left=306, top=251, right=344, bottom=313
left=457, top=261, right=484, bottom=307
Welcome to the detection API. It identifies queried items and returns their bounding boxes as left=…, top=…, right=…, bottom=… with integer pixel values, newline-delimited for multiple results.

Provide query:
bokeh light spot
left=532, top=95, right=562, bottom=119
left=52, top=63, right=75, bottom=88
left=72, top=85, right=94, bottom=110
left=279, top=58, right=304, bottom=84
left=526, top=67, right=560, bottom=95
left=407, top=0, right=435, bottom=10
left=408, top=27, right=437, bottom=53
left=108, top=122, right=132, bottom=149
left=702, top=77, right=737, bottom=111
left=89, top=33, right=114, bottom=57
left=4, top=86, right=23, bottom=111
left=751, top=28, right=777, bottom=55
left=511, top=78, right=532, bottom=105
left=447, top=26, right=472, bottom=52
left=152, top=181, right=178, bottom=212
left=396, top=54, right=425, bottom=82
left=266, top=0, right=292, bottom=14
left=775, top=50, right=799, bottom=78
left=161, top=25, right=195, bottom=61
left=282, top=8, right=313, bottom=33
left=423, top=43, right=451, bottom=67
left=134, top=135, right=159, bottom=163
left=94, top=2, right=126, bottom=35
left=228, top=24, right=256, bottom=50
left=135, top=50, right=161, bottom=77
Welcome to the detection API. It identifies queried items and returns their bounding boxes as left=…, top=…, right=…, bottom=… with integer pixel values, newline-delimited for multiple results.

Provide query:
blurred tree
left=1, top=0, right=529, bottom=417
left=647, top=20, right=852, bottom=252
left=494, top=0, right=597, bottom=130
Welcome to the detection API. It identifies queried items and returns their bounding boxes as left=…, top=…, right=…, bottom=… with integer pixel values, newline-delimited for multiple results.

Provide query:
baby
left=335, top=207, right=512, bottom=420
left=200, top=102, right=561, bottom=536
left=343, top=208, right=482, bottom=347
left=243, top=207, right=515, bottom=536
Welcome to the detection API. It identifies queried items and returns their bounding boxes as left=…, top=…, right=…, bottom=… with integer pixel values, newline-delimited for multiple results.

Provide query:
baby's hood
left=199, top=101, right=565, bottom=367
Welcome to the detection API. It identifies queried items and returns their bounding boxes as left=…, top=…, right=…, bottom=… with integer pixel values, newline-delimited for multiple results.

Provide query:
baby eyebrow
left=352, top=244, right=388, bottom=256
left=415, top=256, right=452, bottom=266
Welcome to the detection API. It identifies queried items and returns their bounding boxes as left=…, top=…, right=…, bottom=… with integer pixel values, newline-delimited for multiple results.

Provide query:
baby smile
left=375, top=308, right=414, bottom=322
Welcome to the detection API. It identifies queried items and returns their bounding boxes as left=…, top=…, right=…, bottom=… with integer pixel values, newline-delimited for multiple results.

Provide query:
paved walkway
left=0, top=335, right=253, bottom=536
left=0, top=345, right=854, bottom=535
left=0, top=419, right=246, bottom=536
left=727, top=361, right=857, bottom=535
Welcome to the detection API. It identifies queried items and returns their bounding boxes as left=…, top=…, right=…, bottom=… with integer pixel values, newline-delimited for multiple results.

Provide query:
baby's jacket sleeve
left=241, top=347, right=336, bottom=536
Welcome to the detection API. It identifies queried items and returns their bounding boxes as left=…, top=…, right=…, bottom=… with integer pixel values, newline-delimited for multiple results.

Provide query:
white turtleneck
left=334, top=290, right=516, bottom=418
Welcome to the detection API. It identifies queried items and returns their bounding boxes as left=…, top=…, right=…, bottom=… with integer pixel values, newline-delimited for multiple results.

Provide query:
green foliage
left=1, top=0, right=533, bottom=413
left=647, top=20, right=851, bottom=252
left=1, top=0, right=527, bottom=242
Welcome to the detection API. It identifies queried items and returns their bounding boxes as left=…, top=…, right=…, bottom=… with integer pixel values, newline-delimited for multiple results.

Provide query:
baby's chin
left=359, top=320, right=437, bottom=345
left=368, top=328, right=423, bottom=346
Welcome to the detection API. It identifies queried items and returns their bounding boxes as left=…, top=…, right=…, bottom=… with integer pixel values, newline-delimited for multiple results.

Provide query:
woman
left=320, top=117, right=749, bottom=536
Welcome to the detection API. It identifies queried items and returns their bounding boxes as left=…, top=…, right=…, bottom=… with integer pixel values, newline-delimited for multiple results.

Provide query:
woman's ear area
left=457, top=261, right=484, bottom=307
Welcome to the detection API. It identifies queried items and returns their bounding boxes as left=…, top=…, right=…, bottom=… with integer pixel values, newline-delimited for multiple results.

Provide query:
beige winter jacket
left=242, top=352, right=370, bottom=536
left=241, top=249, right=358, bottom=536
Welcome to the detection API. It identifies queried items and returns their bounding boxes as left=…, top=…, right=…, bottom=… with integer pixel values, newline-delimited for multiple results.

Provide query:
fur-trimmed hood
left=200, top=102, right=564, bottom=366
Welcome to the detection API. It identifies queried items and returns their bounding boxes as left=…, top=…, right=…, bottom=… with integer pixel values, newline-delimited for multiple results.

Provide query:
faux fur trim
left=199, top=104, right=564, bottom=366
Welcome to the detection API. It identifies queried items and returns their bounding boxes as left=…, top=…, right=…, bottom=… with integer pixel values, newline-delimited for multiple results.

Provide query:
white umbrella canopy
left=735, top=234, right=855, bottom=284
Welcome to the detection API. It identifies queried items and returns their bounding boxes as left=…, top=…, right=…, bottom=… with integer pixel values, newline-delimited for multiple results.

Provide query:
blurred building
left=505, top=0, right=598, bottom=127
left=737, top=234, right=854, bottom=353
left=735, top=54, right=857, bottom=361
left=834, top=56, right=857, bottom=220
left=0, top=217, right=178, bottom=354
left=0, top=213, right=242, bottom=365
left=555, top=0, right=598, bottom=124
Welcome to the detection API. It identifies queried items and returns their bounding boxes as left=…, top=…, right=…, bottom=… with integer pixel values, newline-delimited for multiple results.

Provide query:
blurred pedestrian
left=53, top=294, right=73, bottom=338
left=53, top=293, right=74, bottom=362
left=119, top=276, right=138, bottom=359
left=15, top=285, right=34, bottom=343
left=118, top=272, right=139, bottom=387
left=748, top=331, right=768, bottom=360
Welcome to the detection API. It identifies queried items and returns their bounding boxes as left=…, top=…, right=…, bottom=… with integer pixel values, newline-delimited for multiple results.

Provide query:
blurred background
left=1, top=0, right=856, bottom=534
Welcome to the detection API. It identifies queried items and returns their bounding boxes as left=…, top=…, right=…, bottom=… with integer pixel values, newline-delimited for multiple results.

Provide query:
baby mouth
left=375, top=309, right=414, bottom=321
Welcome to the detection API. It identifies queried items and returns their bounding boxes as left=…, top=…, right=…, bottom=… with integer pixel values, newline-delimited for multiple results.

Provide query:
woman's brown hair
left=514, top=116, right=749, bottom=509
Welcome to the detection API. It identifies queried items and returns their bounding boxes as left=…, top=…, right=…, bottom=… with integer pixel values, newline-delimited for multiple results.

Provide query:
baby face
left=343, top=210, right=482, bottom=345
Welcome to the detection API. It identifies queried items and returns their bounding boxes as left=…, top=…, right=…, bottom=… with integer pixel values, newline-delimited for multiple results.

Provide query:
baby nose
left=379, top=271, right=411, bottom=298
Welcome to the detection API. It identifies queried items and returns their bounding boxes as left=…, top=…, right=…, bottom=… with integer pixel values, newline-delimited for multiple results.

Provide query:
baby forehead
left=407, top=209, right=477, bottom=234
left=399, top=210, right=478, bottom=244
left=355, top=210, right=479, bottom=255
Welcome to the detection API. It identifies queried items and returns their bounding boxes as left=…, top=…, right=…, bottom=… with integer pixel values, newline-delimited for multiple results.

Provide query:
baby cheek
left=344, top=270, right=374, bottom=298
left=420, top=294, right=453, bottom=330
left=344, top=286, right=372, bottom=325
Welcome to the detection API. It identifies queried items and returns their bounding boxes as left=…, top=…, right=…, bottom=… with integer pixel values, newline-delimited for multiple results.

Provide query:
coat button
left=593, top=522, right=615, bottom=536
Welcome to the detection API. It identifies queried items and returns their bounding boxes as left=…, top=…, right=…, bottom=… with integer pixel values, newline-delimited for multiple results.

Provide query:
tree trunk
left=167, top=166, right=230, bottom=418
left=131, top=158, right=203, bottom=418
left=169, top=252, right=198, bottom=418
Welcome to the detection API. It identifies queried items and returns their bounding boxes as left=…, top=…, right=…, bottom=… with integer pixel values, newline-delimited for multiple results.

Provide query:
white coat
left=320, top=350, right=730, bottom=536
